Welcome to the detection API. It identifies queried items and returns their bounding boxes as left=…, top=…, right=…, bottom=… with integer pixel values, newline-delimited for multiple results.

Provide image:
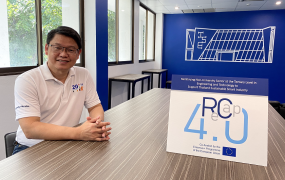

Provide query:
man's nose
left=59, top=47, right=68, bottom=56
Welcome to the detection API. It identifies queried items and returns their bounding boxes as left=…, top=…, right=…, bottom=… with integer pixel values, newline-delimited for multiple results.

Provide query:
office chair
left=4, top=132, right=16, bottom=158
left=269, top=101, right=285, bottom=119
left=269, top=101, right=281, bottom=113
left=166, top=80, right=172, bottom=89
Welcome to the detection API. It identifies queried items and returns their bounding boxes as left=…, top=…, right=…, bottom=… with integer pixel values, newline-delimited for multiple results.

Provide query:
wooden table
left=108, top=74, right=150, bottom=109
left=142, top=69, right=168, bottom=89
left=0, top=89, right=285, bottom=180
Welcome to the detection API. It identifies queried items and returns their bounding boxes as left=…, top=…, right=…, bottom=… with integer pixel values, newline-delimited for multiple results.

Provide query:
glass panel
left=119, top=0, right=132, bottom=61
left=1, top=0, right=37, bottom=67
left=139, top=6, right=146, bottom=60
left=108, top=0, right=116, bottom=62
left=42, top=0, right=80, bottom=64
left=147, top=12, right=154, bottom=60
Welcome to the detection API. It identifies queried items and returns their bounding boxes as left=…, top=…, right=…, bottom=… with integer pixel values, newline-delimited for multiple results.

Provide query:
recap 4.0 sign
left=166, top=75, right=268, bottom=166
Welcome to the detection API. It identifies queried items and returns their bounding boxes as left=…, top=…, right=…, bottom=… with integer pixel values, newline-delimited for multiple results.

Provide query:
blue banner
left=172, top=75, right=268, bottom=96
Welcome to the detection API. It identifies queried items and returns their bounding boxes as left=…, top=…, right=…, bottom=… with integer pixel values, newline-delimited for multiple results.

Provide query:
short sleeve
left=84, top=71, right=101, bottom=109
left=15, top=75, right=41, bottom=121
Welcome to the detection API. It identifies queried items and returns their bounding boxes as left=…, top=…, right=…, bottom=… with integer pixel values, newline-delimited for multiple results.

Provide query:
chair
left=269, top=101, right=285, bottom=119
left=4, top=132, right=16, bottom=158
left=269, top=101, right=281, bottom=113
left=166, top=80, right=172, bottom=89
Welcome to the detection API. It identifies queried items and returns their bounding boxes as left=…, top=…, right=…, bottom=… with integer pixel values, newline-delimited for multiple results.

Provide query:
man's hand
left=77, top=117, right=111, bottom=141
left=87, top=116, right=109, bottom=138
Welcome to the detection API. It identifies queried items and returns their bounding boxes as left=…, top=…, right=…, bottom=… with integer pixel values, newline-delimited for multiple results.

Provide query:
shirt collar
left=41, top=62, right=75, bottom=81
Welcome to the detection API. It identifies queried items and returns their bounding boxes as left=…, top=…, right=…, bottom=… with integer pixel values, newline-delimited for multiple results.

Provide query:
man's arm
left=19, top=116, right=111, bottom=141
left=88, top=103, right=104, bottom=121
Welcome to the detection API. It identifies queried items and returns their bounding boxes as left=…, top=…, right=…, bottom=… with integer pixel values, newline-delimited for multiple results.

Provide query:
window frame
left=139, top=2, right=156, bottom=63
left=0, top=0, right=85, bottom=76
left=108, top=0, right=134, bottom=66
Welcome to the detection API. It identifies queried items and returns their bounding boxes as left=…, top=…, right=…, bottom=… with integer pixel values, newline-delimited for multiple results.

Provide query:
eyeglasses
left=48, top=44, right=79, bottom=55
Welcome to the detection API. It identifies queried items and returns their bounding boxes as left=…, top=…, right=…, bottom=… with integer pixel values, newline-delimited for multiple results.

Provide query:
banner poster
left=166, top=75, right=268, bottom=166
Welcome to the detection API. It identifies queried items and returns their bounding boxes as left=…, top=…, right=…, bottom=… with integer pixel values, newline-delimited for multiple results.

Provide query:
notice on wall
left=166, top=75, right=268, bottom=166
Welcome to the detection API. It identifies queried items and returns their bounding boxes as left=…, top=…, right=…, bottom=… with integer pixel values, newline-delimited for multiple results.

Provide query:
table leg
left=141, top=79, right=144, bottom=94
left=158, top=73, right=161, bottom=88
left=166, top=71, right=168, bottom=88
left=148, top=77, right=150, bottom=90
left=151, top=74, right=153, bottom=89
left=108, top=80, right=112, bottom=109
left=128, top=82, right=131, bottom=100
left=132, top=82, right=136, bottom=98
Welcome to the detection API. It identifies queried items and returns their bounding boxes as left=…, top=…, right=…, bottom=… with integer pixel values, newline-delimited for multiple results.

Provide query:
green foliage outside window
left=7, top=0, right=62, bottom=67
left=108, top=10, right=116, bottom=62
left=42, top=0, right=62, bottom=63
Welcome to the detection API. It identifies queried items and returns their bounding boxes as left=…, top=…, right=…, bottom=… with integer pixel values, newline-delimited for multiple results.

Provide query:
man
left=13, top=26, right=111, bottom=154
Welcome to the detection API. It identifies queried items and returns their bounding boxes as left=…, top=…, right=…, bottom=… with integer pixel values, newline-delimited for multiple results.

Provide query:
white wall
left=0, top=75, right=19, bottom=160
left=108, top=0, right=164, bottom=108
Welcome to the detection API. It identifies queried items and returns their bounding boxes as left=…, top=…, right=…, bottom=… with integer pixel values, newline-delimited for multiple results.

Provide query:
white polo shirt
left=14, top=63, right=101, bottom=147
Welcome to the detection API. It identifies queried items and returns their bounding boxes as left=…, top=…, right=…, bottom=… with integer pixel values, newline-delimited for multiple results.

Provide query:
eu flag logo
left=222, top=147, right=236, bottom=157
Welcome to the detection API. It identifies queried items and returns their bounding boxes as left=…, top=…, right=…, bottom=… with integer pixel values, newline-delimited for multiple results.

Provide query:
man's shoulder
left=17, top=66, right=41, bottom=81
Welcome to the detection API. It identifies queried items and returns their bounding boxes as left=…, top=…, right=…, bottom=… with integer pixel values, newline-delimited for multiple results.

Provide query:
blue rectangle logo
left=222, top=147, right=236, bottom=157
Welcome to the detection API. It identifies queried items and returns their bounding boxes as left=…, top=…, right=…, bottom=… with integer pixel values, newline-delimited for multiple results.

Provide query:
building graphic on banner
left=185, top=27, right=275, bottom=63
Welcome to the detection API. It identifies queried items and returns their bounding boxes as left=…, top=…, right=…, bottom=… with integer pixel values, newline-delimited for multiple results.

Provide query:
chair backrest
left=269, top=101, right=281, bottom=113
left=4, top=132, right=16, bottom=158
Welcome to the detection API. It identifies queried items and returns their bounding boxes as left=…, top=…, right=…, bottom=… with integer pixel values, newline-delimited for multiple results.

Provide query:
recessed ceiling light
left=122, top=10, right=125, bottom=11
left=175, top=6, right=179, bottom=10
left=246, top=3, right=250, bottom=6
left=276, top=1, right=281, bottom=5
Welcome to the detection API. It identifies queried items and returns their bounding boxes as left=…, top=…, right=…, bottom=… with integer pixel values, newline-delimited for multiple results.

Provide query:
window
left=0, top=0, right=84, bottom=76
left=108, top=0, right=133, bottom=65
left=139, top=4, right=155, bottom=62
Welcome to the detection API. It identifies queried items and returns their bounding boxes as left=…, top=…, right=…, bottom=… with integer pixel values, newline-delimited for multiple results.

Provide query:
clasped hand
left=78, top=116, right=111, bottom=141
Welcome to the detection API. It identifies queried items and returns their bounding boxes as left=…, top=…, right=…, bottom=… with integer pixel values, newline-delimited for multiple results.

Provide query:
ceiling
left=140, top=0, right=285, bottom=14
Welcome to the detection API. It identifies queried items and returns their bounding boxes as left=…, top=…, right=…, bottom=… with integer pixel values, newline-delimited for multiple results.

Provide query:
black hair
left=46, top=26, right=82, bottom=49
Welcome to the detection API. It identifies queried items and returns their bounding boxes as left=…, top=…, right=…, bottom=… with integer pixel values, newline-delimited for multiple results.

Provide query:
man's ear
left=76, top=49, right=82, bottom=59
left=45, top=44, right=49, bottom=55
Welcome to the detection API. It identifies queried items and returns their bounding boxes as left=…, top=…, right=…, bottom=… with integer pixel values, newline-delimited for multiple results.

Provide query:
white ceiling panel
left=184, top=0, right=212, bottom=4
left=158, top=0, right=187, bottom=6
left=150, top=6, right=169, bottom=11
left=153, top=9, right=171, bottom=13
left=237, top=1, right=266, bottom=7
left=212, top=2, right=238, bottom=8
left=259, top=1, right=285, bottom=10
left=164, top=5, right=189, bottom=11
left=140, top=0, right=164, bottom=7
left=187, top=4, right=213, bottom=9
left=212, top=0, right=239, bottom=3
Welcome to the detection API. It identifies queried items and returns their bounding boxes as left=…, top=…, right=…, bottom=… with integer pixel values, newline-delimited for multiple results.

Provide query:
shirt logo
left=72, top=83, right=83, bottom=92
left=15, top=105, right=30, bottom=110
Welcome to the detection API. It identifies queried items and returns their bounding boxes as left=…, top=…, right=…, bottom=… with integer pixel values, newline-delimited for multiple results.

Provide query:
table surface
left=142, top=69, right=168, bottom=73
left=109, top=74, right=150, bottom=81
left=1, top=89, right=285, bottom=180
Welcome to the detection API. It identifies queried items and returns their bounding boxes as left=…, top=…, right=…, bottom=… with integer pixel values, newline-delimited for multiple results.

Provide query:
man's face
left=45, top=34, right=82, bottom=73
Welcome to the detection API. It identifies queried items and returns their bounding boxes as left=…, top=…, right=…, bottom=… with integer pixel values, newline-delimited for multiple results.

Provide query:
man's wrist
left=72, top=127, right=81, bottom=140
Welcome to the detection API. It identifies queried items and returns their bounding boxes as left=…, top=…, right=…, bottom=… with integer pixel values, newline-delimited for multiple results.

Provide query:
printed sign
left=166, top=75, right=268, bottom=166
